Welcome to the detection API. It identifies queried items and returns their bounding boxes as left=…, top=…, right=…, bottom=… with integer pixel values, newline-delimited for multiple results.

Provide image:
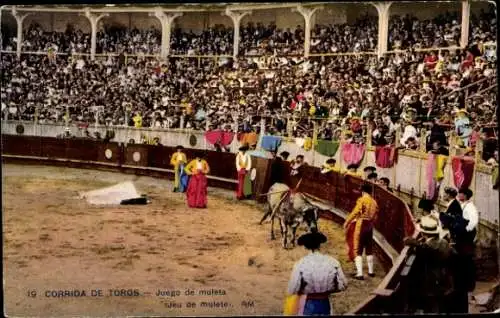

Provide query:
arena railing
left=2, top=50, right=70, bottom=56
left=1, top=50, right=233, bottom=66
left=1, top=115, right=494, bottom=167
left=440, top=75, right=497, bottom=100
left=1, top=44, right=475, bottom=60
left=0, top=133, right=419, bottom=314
left=385, top=46, right=462, bottom=54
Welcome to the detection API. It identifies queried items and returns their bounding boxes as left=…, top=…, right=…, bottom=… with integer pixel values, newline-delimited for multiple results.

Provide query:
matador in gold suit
left=344, top=183, right=379, bottom=280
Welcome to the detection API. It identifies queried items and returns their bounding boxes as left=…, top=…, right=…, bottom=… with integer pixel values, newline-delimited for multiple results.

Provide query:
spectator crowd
left=1, top=7, right=497, bottom=315
left=1, top=8, right=497, bottom=161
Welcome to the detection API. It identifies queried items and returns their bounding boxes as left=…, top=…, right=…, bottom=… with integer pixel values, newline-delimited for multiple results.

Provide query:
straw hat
left=456, top=109, right=469, bottom=115
left=416, top=215, right=442, bottom=235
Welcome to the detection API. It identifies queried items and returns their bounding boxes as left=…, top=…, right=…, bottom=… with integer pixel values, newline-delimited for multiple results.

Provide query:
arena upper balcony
left=1, top=1, right=496, bottom=60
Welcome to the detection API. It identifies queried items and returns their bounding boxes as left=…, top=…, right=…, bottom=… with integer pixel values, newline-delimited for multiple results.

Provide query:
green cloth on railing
left=315, top=140, right=340, bottom=157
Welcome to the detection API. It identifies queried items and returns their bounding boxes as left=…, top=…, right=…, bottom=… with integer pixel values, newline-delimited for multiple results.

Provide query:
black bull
left=259, top=183, right=319, bottom=249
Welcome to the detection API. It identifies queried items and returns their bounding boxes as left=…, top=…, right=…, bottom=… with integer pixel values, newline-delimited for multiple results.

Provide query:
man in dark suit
left=439, top=187, right=474, bottom=313
left=441, top=187, right=462, bottom=217
left=439, top=187, right=467, bottom=243
left=269, top=151, right=288, bottom=185
left=290, top=154, right=307, bottom=178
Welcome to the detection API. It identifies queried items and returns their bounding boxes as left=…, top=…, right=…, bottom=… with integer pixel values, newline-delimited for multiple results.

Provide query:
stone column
left=34, top=106, right=39, bottom=125
left=372, top=2, right=392, bottom=58
left=293, top=5, right=320, bottom=58
left=205, top=117, right=210, bottom=131
left=393, top=128, right=401, bottom=186
left=419, top=129, right=427, bottom=152
left=83, top=9, right=109, bottom=61
left=11, top=8, right=29, bottom=58
left=312, top=121, right=318, bottom=165
left=225, top=9, right=251, bottom=59
left=180, top=114, right=185, bottom=129
left=366, top=122, right=373, bottom=147
left=460, top=0, right=471, bottom=49
left=65, top=104, right=70, bottom=129
left=94, top=109, right=99, bottom=129
left=150, top=10, right=183, bottom=59
left=231, top=117, right=239, bottom=153
left=256, top=118, right=266, bottom=149
left=471, top=136, right=483, bottom=194
left=286, top=114, right=293, bottom=137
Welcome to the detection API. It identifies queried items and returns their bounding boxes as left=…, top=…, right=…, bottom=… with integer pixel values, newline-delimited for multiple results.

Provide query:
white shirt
left=382, top=115, right=395, bottom=134
left=196, top=160, right=203, bottom=170
left=460, top=200, right=479, bottom=232
left=401, top=124, right=417, bottom=145
left=288, top=252, right=347, bottom=295
left=236, top=152, right=252, bottom=171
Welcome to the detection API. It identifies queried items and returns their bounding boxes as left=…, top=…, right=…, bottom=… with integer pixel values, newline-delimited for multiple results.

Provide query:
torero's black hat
left=297, top=231, right=327, bottom=249
left=363, top=166, right=376, bottom=172
left=194, top=151, right=206, bottom=159
left=418, top=199, right=435, bottom=212
left=239, top=144, right=250, bottom=151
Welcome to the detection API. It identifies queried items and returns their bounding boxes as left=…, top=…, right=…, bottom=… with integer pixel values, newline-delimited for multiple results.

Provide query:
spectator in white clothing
left=400, top=121, right=418, bottom=147
left=457, top=188, right=479, bottom=238
left=287, top=231, right=348, bottom=315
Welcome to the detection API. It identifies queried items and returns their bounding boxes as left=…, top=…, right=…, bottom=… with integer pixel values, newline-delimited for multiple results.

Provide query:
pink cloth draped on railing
left=426, top=153, right=438, bottom=200
left=204, top=130, right=235, bottom=147
left=342, top=143, right=365, bottom=166
left=452, top=156, right=475, bottom=189
left=374, top=145, right=398, bottom=168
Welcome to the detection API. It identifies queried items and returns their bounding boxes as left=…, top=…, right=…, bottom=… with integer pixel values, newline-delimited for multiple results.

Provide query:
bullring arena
left=2, top=163, right=383, bottom=316
left=1, top=0, right=499, bottom=316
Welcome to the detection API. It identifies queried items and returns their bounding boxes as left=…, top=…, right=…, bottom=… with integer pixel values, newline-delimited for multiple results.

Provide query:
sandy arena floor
left=2, top=163, right=382, bottom=316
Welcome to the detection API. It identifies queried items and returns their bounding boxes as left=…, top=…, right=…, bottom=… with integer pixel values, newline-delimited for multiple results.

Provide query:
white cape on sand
left=80, top=181, right=140, bottom=205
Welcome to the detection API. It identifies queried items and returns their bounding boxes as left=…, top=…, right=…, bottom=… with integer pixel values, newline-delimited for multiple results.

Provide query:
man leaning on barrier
left=404, top=215, right=456, bottom=314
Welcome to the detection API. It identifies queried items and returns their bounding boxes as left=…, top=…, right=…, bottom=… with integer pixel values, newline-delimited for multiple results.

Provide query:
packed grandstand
left=0, top=2, right=497, bottom=162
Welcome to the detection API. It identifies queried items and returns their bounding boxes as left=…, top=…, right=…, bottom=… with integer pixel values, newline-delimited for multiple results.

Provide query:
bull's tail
left=259, top=191, right=288, bottom=224
left=270, top=190, right=290, bottom=220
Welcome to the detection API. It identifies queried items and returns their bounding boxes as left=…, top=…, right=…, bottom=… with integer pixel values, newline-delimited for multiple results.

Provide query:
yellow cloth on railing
left=303, top=137, right=313, bottom=151
left=133, top=115, right=142, bottom=128
left=435, top=154, right=447, bottom=181
left=455, top=135, right=465, bottom=147
left=309, top=106, right=316, bottom=116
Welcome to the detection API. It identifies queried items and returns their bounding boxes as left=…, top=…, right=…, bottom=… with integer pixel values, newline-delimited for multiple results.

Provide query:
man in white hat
left=404, top=215, right=455, bottom=313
